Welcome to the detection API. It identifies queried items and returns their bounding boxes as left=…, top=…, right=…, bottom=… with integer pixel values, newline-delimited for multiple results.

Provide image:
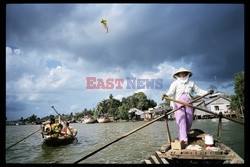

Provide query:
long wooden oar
left=73, top=92, right=211, bottom=164
left=164, top=92, right=211, bottom=116
left=6, top=128, right=41, bottom=151
left=51, top=106, right=60, bottom=116
left=164, top=96, right=244, bottom=125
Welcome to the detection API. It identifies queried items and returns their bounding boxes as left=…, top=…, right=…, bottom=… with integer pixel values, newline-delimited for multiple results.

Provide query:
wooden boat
left=97, top=115, right=110, bottom=123
left=41, top=123, right=78, bottom=146
left=143, top=129, right=244, bottom=164
left=83, top=116, right=96, bottom=124
left=42, top=134, right=77, bottom=147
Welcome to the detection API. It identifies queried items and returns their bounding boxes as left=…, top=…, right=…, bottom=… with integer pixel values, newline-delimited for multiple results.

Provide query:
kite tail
left=103, top=23, right=108, bottom=33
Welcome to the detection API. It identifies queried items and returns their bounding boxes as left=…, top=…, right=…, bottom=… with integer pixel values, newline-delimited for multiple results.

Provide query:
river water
left=6, top=118, right=244, bottom=164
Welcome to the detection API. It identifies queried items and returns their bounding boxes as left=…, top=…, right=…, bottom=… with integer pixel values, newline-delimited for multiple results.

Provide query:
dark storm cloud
left=208, top=84, right=218, bottom=91
left=7, top=4, right=74, bottom=49
left=6, top=94, right=26, bottom=112
left=170, top=5, right=244, bottom=82
left=208, top=81, right=234, bottom=92
left=74, top=4, right=244, bottom=80
left=6, top=4, right=244, bottom=81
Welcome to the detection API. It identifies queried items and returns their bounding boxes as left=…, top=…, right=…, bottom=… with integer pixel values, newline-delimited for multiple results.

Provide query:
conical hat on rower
left=173, top=67, right=193, bottom=78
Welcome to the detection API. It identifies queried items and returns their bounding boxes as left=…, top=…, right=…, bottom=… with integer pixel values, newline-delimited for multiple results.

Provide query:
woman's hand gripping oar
left=162, top=91, right=212, bottom=116
left=163, top=96, right=244, bottom=125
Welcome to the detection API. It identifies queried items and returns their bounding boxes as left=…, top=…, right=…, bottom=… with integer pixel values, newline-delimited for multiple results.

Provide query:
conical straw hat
left=173, top=67, right=193, bottom=78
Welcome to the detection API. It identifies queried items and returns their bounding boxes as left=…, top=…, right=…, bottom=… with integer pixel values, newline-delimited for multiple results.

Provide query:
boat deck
left=143, top=132, right=244, bottom=164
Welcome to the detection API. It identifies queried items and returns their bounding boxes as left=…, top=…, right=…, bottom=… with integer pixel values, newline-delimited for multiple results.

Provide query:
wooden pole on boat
left=164, top=116, right=171, bottom=144
left=6, top=128, right=41, bottom=151
left=163, top=97, right=244, bottom=125
left=217, top=112, right=222, bottom=143
left=73, top=93, right=211, bottom=164
left=51, top=106, right=60, bottom=116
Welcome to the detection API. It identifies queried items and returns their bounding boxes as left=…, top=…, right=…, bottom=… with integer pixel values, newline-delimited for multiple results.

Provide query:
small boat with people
left=41, top=120, right=78, bottom=146
left=143, top=129, right=244, bottom=164
left=41, top=106, right=78, bottom=146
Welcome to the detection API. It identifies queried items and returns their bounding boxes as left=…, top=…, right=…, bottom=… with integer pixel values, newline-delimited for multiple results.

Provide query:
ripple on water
left=6, top=120, right=244, bottom=163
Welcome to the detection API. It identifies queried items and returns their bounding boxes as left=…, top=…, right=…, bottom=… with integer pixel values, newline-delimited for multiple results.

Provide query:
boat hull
left=42, top=135, right=76, bottom=147
left=84, top=118, right=96, bottom=124
left=143, top=129, right=244, bottom=164
left=97, top=118, right=110, bottom=123
left=40, top=124, right=78, bottom=147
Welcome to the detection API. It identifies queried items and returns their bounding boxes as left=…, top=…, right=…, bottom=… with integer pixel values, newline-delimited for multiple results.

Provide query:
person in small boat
left=50, top=116, right=64, bottom=138
left=43, top=116, right=63, bottom=138
left=162, top=67, right=214, bottom=146
left=59, top=121, right=78, bottom=141
left=60, top=121, right=72, bottom=138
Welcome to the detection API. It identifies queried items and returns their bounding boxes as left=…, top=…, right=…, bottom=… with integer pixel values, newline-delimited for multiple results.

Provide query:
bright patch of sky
left=46, top=60, right=62, bottom=69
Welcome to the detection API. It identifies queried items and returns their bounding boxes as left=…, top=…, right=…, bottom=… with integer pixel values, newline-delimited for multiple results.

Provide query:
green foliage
left=131, top=92, right=157, bottom=110
left=94, top=92, right=157, bottom=119
left=229, top=94, right=239, bottom=111
left=230, top=71, right=244, bottom=113
left=117, top=103, right=129, bottom=120
left=74, top=112, right=84, bottom=120
left=21, top=114, right=38, bottom=123
left=75, top=108, right=94, bottom=119
left=29, top=114, right=37, bottom=122
left=94, top=94, right=122, bottom=117
left=15, top=92, right=157, bottom=122
left=234, top=71, right=244, bottom=101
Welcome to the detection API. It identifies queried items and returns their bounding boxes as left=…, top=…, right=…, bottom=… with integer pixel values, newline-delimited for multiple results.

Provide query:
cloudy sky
left=6, top=4, right=244, bottom=121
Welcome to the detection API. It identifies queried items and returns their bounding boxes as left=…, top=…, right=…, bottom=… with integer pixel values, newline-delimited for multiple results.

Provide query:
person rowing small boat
left=41, top=115, right=78, bottom=146
left=59, top=121, right=78, bottom=141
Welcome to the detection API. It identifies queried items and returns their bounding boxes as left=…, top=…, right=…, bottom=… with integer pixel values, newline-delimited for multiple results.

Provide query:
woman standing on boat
left=162, top=67, right=213, bottom=146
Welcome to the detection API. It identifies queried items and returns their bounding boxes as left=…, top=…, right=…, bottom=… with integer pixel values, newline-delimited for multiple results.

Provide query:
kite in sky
left=100, top=19, right=109, bottom=33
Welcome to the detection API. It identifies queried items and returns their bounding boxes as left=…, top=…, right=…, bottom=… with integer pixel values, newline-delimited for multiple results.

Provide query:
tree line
left=13, top=92, right=157, bottom=123
left=94, top=92, right=157, bottom=120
